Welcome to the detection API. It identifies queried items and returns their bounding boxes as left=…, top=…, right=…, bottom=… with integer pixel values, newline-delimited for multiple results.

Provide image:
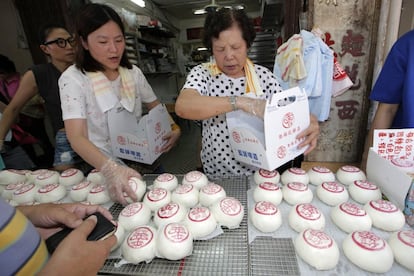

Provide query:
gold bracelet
left=171, top=123, right=180, bottom=131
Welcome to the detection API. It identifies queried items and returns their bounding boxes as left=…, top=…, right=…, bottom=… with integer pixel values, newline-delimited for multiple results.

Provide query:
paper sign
left=373, top=128, right=414, bottom=161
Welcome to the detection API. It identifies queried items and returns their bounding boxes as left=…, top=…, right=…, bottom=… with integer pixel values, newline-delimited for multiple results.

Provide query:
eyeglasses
left=43, top=37, right=75, bottom=48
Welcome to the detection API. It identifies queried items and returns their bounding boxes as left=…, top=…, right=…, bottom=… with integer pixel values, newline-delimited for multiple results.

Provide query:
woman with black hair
left=59, top=3, right=181, bottom=205
left=0, top=24, right=82, bottom=171
left=175, top=8, right=320, bottom=176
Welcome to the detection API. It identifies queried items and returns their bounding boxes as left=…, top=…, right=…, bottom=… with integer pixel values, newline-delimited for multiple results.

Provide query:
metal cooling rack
left=250, top=237, right=300, bottom=276
left=100, top=175, right=251, bottom=276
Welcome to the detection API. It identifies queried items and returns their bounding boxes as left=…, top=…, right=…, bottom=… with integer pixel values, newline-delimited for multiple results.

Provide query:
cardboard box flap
left=264, top=88, right=309, bottom=152
left=367, top=148, right=412, bottom=210
left=226, top=86, right=310, bottom=171
left=109, top=104, right=171, bottom=164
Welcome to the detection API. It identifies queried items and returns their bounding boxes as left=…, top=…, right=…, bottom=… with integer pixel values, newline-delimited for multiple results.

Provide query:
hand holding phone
left=45, top=212, right=116, bottom=254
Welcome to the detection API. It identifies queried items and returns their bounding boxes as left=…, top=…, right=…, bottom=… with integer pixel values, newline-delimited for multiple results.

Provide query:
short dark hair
left=38, top=22, right=68, bottom=45
left=74, top=3, right=132, bottom=72
left=202, top=8, right=256, bottom=50
left=0, top=54, right=16, bottom=74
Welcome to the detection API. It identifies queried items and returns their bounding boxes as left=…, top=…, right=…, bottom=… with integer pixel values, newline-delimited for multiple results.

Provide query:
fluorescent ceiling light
left=197, top=47, right=208, bottom=51
left=130, top=0, right=145, bottom=8
left=194, top=9, right=207, bottom=15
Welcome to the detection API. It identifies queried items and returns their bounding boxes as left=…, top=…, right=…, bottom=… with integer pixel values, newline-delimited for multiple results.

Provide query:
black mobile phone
left=45, top=212, right=116, bottom=254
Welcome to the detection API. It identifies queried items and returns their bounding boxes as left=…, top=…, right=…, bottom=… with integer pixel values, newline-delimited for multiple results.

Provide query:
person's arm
left=18, top=203, right=115, bottom=276
left=175, top=88, right=266, bottom=120
left=38, top=215, right=115, bottom=276
left=361, top=102, right=399, bottom=170
left=0, top=70, right=38, bottom=143
left=64, top=118, right=109, bottom=175
left=175, top=88, right=233, bottom=120
left=64, top=118, right=139, bottom=205
left=17, top=202, right=113, bottom=239
left=0, top=102, right=7, bottom=112
left=296, top=114, right=320, bottom=155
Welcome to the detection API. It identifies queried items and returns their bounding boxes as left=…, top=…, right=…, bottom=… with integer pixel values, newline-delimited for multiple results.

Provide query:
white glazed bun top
left=307, top=166, right=335, bottom=186
left=253, top=169, right=280, bottom=185
left=336, top=165, right=366, bottom=186
left=182, top=171, right=208, bottom=189
left=153, top=173, right=178, bottom=191
left=281, top=167, right=309, bottom=185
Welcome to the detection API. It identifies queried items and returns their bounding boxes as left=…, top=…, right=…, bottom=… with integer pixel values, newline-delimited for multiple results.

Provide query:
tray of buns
left=100, top=175, right=250, bottom=275
left=100, top=169, right=413, bottom=276
left=246, top=172, right=413, bottom=276
left=100, top=174, right=301, bottom=275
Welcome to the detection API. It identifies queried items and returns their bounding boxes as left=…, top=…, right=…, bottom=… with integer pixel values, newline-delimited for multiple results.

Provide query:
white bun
left=253, top=169, right=280, bottom=185
left=86, top=184, right=111, bottom=205
left=288, top=203, right=325, bottom=232
left=35, top=183, right=67, bottom=203
left=343, top=231, right=393, bottom=273
left=171, top=184, right=199, bottom=208
left=86, top=169, right=105, bottom=184
left=13, top=183, right=37, bottom=204
left=122, top=225, right=157, bottom=264
left=388, top=230, right=414, bottom=271
left=143, top=188, right=171, bottom=212
left=316, top=181, right=349, bottom=206
left=294, top=229, right=339, bottom=270
left=307, top=166, right=335, bottom=186
left=281, top=168, right=309, bottom=185
left=118, top=202, right=152, bottom=232
left=336, top=165, right=366, bottom=186
left=2, top=181, right=26, bottom=200
left=25, top=169, right=49, bottom=183
left=330, top=202, right=372, bottom=233
left=154, top=202, right=187, bottom=228
left=348, top=180, right=381, bottom=204
left=182, top=171, right=208, bottom=189
left=34, top=170, right=60, bottom=186
left=0, top=169, right=27, bottom=185
left=58, top=168, right=84, bottom=187
left=364, top=199, right=405, bottom=231
left=111, top=222, right=126, bottom=252
left=199, top=182, right=226, bottom=207
left=124, top=177, right=147, bottom=203
left=153, top=173, right=178, bottom=191
left=253, top=182, right=283, bottom=205
left=69, top=180, right=93, bottom=202
left=211, top=197, right=244, bottom=229
left=156, top=223, right=193, bottom=260
left=282, top=182, right=313, bottom=205
left=250, top=201, right=282, bottom=233
left=184, top=206, right=217, bottom=239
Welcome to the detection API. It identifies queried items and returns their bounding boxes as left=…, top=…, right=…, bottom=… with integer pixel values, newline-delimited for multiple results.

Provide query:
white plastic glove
left=100, top=159, right=142, bottom=205
left=235, top=97, right=266, bottom=119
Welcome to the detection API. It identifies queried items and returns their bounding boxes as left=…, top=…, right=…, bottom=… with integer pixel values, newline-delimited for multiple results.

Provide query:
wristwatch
left=229, top=96, right=238, bottom=111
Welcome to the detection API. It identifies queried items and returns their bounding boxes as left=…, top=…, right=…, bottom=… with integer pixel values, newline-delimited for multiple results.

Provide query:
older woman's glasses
left=43, top=37, right=75, bottom=48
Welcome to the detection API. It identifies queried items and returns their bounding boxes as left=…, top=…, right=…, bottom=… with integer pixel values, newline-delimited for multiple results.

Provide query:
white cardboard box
left=109, top=104, right=171, bottom=164
left=226, top=86, right=310, bottom=171
left=367, top=148, right=413, bottom=211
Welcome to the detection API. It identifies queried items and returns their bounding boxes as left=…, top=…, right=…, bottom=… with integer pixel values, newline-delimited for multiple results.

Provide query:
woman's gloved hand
left=100, top=159, right=142, bottom=205
left=235, top=96, right=266, bottom=119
